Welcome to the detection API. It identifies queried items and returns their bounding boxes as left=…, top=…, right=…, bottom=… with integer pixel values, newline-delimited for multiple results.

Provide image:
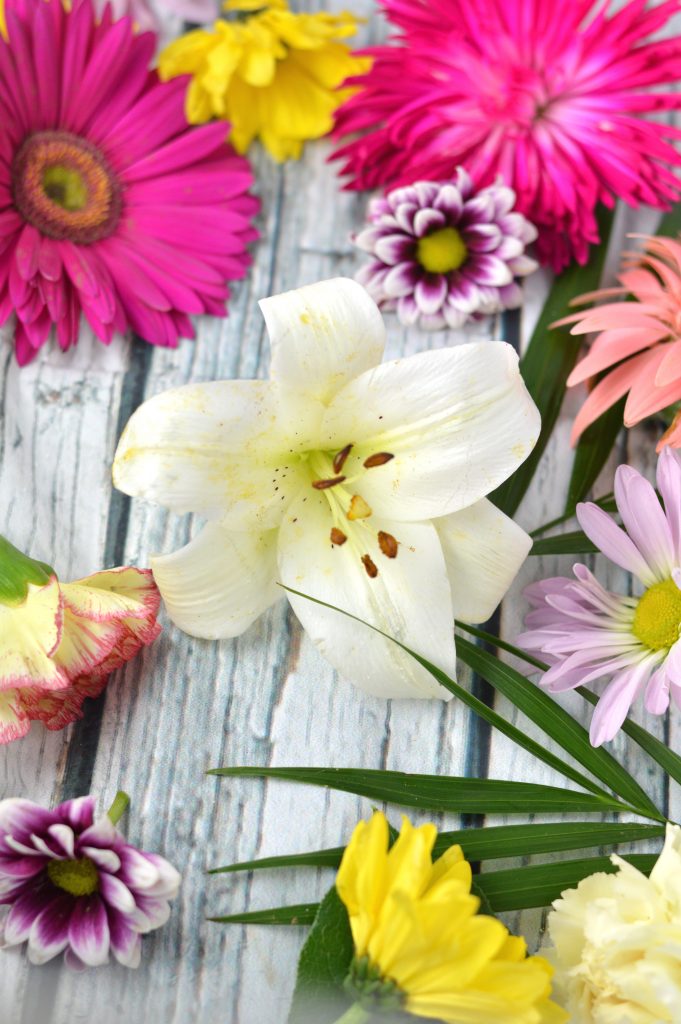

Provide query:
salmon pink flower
left=0, top=793, right=180, bottom=970
left=113, top=278, right=539, bottom=701
left=332, top=0, right=681, bottom=271
left=0, top=0, right=258, bottom=365
left=0, top=535, right=161, bottom=744
left=519, top=448, right=681, bottom=746
left=563, top=235, right=681, bottom=449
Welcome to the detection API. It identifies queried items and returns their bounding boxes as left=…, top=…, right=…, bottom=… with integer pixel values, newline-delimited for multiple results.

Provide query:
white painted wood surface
left=0, top=3, right=675, bottom=1022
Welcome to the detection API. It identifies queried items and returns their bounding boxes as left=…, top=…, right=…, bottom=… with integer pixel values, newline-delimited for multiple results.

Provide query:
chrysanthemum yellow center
left=47, top=856, right=99, bottom=897
left=12, top=131, right=122, bottom=244
left=416, top=227, right=467, bottom=274
left=632, top=578, right=681, bottom=651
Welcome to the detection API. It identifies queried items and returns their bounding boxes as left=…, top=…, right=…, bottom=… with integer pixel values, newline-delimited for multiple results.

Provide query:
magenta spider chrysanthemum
left=0, top=0, right=258, bottom=365
left=520, top=448, right=681, bottom=746
left=332, top=0, right=681, bottom=271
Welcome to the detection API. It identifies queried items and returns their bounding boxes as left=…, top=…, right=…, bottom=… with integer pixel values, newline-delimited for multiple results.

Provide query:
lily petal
left=151, top=523, right=281, bottom=639
left=113, top=381, right=321, bottom=531
left=278, top=492, right=456, bottom=699
left=261, top=278, right=386, bottom=406
left=435, top=499, right=532, bottom=624
left=319, top=342, right=540, bottom=521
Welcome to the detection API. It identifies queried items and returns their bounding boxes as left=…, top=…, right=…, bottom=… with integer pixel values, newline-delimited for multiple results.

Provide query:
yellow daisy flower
left=335, top=813, right=568, bottom=1024
left=158, top=0, right=370, bottom=161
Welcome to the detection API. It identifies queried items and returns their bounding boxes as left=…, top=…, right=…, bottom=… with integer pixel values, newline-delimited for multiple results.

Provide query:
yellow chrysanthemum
left=335, top=813, right=568, bottom=1024
left=158, top=0, right=370, bottom=161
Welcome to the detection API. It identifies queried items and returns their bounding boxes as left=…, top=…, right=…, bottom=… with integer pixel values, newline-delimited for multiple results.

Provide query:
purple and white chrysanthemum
left=354, top=170, right=538, bottom=331
left=520, top=447, right=681, bottom=747
left=0, top=795, right=179, bottom=970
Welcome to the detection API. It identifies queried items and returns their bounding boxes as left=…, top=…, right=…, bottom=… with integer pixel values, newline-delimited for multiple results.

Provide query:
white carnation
left=545, top=824, right=681, bottom=1023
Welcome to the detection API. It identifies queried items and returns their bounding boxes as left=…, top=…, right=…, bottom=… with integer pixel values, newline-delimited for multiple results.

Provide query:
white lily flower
left=112, top=279, right=539, bottom=699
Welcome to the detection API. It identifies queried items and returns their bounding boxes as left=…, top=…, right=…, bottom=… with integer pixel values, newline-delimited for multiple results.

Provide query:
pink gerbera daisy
left=563, top=235, right=681, bottom=449
left=0, top=0, right=258, bottom=365
left=520, top=448, right=681, bottom=746
left=332, top=0, right=681, bottom=271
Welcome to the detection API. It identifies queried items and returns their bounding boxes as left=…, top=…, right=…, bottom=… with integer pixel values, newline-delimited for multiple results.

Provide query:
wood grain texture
left=0, top=2, right=675, bottom=1022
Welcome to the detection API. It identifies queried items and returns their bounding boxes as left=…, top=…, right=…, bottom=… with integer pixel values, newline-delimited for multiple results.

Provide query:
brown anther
left=363, top=452, right=394, bottom=469
left=330, top=528, right=347, bottom=546
left=378, top=531, right=398, bottom=558
left=361, top=554, right=379, bottom=578
left=312, top=475, right=346, bottom=490
left=333, top=444, right=353, bottom=474
left=347, top=495, right=373, bottom=520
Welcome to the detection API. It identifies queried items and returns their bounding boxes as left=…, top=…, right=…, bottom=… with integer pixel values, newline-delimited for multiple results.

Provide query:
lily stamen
left=364, top=452, right=394, bottom=468
left=330, top=528, right=348, bottom=546
left=361, top=554, right=378, bottom=578
left=333, top=444, right=353, bottom=474
left=347, top=495, right=372, bottom=520
left=378, top=531, right=398, bottom=558
left=312, top=475, right=346, bottom=490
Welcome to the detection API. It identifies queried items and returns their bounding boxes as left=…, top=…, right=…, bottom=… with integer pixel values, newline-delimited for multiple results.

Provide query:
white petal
left=151, top=523, right=281, bottom=640
left=277, top=491, right=456, bottom=699
left=435, top=499, right=532, bottom=623
left=320, top=341, right=540, bottom=521
left=113, top=381, right=321, bottom=531
left=261, top=278, right=386, bottom=405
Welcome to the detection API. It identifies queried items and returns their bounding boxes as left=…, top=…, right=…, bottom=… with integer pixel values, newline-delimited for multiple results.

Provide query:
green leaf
left=209, top=904, right=319, bottom=926
left=491, top=204, right=615, bottom=517
left=475, top=853, right=658, bottom=912
left=275, top=586, right=619, bottom=801
left=0, top=534, right=54, bottom=605
left=577, top=686, right=681, bottom=791
left=565, top=398, right=625, bottom=514
left=658, top=203, right=681, bottom=239
left=459, top=624, right=681, bottom=803
left=530, top=530, right=598, bottom=556
left=212, top=821, right=666, bottom=876
left=210, top=766, right=630, bottom=815
left=287, top=886, right=354, bottom=1024
left=213, top=852, right=661, bottom=927
left=455, top=636, right=662, bottom=821
left=530, top=493, right=615, bottom=538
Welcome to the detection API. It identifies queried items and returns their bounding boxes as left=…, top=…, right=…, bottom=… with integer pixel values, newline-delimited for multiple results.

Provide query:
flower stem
left=330, top=1005, right=372, bottom=1024
left=107, top=791, right=130, bottom=825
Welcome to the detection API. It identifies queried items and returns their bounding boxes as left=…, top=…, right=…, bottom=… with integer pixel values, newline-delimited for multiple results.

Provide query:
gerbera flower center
left=416, top=227, right=467, bottom=274
left=632, top=578, right=681, bottom=651
left=307, top=445, right=398, bottom=578
left=47, top=856, right=99, bottom=897
left=12, top=131, right=122, bottom=244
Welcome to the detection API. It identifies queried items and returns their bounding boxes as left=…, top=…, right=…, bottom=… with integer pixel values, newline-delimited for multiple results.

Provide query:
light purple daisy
left=0, top=794, right=179, bottom=970
left=519, top=447, right=681, bottom=747
left=354, top=170, right=538, bottom=331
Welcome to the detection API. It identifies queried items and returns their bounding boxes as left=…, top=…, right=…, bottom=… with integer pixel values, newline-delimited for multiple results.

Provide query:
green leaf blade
left=476, top=853, right=658, bottom=912
left=455, top=636, right=662, bottom=821
left=210, top=904, right=319, bottom=926
left=491, top=205, right=615, bottom=517
left=212, top=821, right=666, bottom=877
left=210, top=766, right=629, bottom=815
left=531, top=530, right=598, bottom=556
